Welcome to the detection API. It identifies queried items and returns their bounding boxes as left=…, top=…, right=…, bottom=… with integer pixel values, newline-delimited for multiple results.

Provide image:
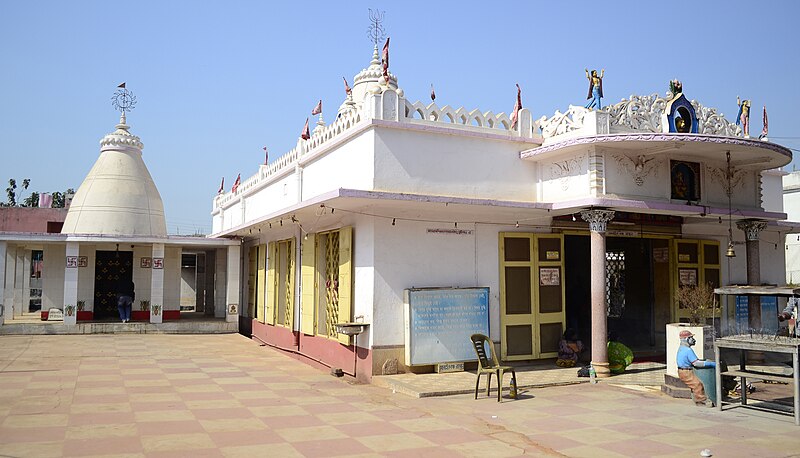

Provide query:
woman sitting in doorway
left=556, top=328, right=584, bottom=368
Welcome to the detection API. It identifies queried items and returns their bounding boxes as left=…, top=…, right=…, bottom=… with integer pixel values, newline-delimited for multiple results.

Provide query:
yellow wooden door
left=500, top=233, right=565, bottom=360
left=671, top=239, right=721, bottom=323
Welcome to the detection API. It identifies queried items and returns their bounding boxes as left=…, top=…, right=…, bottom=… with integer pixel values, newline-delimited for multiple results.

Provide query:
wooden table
left=715, top=336, right=800, bottom=425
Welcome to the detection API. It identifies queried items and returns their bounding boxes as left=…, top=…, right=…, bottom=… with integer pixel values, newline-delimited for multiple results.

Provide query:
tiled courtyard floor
left=0, top=333, right=797, bottom=457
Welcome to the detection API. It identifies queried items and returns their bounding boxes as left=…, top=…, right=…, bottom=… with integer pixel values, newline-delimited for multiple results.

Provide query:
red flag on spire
left=430, top=84, right=436, bottom=101
left=382, top=37, right=390, bottom=82
left=231, top=174, right=241, bottom=193
left=343, top=77, right=352, bottom=96
left=311, top=100, right=322, bottom=116
left=760, top=105, right=769, bottom=139
left=217, top=177, right=224, bottom=194
left=301, top=118, right=310, bottom=140
left=263, top=146, right=268, bottom=165
left=510, top=83, right=522, bottom=129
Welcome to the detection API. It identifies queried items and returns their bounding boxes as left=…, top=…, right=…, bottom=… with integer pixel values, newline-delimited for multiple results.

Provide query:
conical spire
left=61, top=114, right=166, bottom=236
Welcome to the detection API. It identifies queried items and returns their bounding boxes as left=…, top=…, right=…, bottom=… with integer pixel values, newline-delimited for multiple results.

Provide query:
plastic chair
left=470, top=333, right=518, bottom=402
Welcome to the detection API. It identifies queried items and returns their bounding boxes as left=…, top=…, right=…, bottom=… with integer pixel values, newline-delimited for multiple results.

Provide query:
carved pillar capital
left=580, top=209, right=615, bottom=233
left=736, top=219, right=767, bottom=241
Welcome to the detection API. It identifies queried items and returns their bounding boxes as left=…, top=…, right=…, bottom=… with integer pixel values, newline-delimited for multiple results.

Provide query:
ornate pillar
left=580, top=209, right=615, bottom=378
left=736, top=219, right=767, bottom=329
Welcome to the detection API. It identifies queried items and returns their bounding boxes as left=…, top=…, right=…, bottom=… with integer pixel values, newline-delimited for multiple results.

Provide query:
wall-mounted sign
left=679, top=268, right=697, bottom=286
left=546, top=251, right=560, bottom=260
left=426, top=228, right=474, bottom=236
left=404, top=287, right=489, bottom=366
left=152, top=258, right=164, bottom=269
left=678, top=254, right=691, bottom=262
left=77, top=256, right=88, bottom=268
left=140, top=257, right=152, bottom=268
left=47, top=308, right=64, bottom=321
left=66, top=256, right=78, bottom=268
left=607, top=230, right=640, bottom=238
left=539, top=267, right=561, bottom=286
left=653, top=247, right=669, bottom=263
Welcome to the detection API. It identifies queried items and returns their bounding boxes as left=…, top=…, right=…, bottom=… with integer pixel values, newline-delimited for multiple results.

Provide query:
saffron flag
left=343, top=77, right=352, bottom=96
left=760, top=105, right=768, bottom=139
left=510, top=83, right=522, bottom=129
left=430, top=84, right=436, bottom=101
left=382, top=37, right=390, bottom=82
left=311, top=100, right=322, bottom=116
left=117, top=82, right=126, bottom=89
left=217, top=177, right=224, bottom=194
left=263, top=146, right=268, bottom=165
left=231, top=174, right=241, bottom=193
left=301, top=118, right=310, bottom=140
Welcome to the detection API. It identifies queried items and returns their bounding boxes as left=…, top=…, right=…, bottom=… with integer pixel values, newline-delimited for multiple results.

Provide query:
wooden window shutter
left=265, top=241, right=277, bottom=325
left=336, top=226, right=353, bottom=344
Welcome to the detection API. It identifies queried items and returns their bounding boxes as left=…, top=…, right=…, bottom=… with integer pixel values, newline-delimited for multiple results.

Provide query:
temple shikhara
left=1, top=32, right=796, bottom=385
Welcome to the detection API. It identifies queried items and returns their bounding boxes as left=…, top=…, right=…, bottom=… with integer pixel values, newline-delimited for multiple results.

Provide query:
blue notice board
left=404, top=287, right=490, bottom=366
left=735, top=295, right=779, bottom=332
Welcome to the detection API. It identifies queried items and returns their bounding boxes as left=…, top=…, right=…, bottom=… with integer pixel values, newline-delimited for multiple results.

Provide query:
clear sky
left=2, top=1, right=799, bottom=235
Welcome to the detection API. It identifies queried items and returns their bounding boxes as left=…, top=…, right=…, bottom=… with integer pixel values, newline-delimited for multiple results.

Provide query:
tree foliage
left=2, top=178, right=73, bottom=208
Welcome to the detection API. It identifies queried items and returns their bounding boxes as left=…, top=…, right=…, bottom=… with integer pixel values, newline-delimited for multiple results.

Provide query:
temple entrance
left=94, top=250, right=133, bottom=319
left=564, top=235, right=671, bottom=358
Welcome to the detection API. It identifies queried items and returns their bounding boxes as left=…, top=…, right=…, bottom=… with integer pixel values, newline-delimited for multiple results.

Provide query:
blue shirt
left=676, top=343, right=699, bottom=369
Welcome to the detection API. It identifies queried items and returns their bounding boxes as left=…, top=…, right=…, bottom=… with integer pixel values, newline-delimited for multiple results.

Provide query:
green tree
left=3, top=178, right=30, bottom=207
left=22, top=191, right=40, bottom=207
left=52, top=188, right=75, bottom=208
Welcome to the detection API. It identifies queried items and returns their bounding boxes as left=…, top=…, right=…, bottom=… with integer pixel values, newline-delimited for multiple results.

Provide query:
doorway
left=94, top=250, right=133, bottom=319
left=563, top=235, right=671, bottom=356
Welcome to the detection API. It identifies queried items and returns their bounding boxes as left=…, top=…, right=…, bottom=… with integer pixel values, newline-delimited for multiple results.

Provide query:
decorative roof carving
left=538, top=93, right=743, bottom=139
left=612, top=154, right=663, bottom=186
left=99, top=113, right=143, bottom=150
left=537, top=106, right=588, bottom=138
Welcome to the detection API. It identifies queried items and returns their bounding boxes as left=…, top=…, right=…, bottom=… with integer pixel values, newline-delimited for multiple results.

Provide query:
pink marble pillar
left=580, top=209, right=615, bottom=378
left=736, top=219, right=767, bottom=330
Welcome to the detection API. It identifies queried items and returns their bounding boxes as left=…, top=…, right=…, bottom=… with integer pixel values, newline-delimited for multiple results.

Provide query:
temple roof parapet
left=537, top=92, right=743, bottom=144
left=213, top=91, right=539, bottom=210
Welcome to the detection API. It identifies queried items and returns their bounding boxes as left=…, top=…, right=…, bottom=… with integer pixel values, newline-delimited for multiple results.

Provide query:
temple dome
left=61, top=113, right=167, bottom=237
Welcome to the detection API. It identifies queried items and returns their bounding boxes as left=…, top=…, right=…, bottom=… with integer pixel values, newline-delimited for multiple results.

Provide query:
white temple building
left=210, top=44, right=794, bottom=382
left=0, top=112, right=241, bottom=327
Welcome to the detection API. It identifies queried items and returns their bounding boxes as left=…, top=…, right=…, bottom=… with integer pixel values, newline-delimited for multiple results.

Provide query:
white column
left=0, top=241, right=6, bottom=325
left=225, top=245, right=240, bottom=323
left=63, top=242, right=79, bottom=325
left=150, top=243, right=165, bottom=323
left=14, top=249, right=24, bottom=318
left=3, top=246, right=14, bottom=320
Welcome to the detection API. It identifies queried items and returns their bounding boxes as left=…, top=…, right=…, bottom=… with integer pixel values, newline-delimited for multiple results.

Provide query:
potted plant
left=664, top=282, right=716, bottom=393
left=76, top=300, right=93, bottom=321
left=132, top=300, right=150, bottom=321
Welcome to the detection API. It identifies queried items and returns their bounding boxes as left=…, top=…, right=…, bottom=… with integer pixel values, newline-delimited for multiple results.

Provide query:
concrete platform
left=0, top=312, right=237, bottom=335
left=374, top=361, right=667, bottom=398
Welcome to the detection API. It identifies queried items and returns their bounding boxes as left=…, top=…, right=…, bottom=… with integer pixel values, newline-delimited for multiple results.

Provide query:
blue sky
left=2, top=1, right=799, bottom=234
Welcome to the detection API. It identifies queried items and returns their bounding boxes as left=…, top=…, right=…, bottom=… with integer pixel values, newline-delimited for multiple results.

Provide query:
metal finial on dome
left=367, top=8, right=386, bottom=47
left=111, top=83, right=137, bottom=114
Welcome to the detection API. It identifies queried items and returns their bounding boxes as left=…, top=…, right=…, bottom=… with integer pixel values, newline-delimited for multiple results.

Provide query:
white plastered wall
left=372, top=128, right=536, bottom=201
left=42, top=244, right=65, bottom=311
left=164, top=246, right=181, bottom=310
left=77, top=245, right=96, bottom=310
